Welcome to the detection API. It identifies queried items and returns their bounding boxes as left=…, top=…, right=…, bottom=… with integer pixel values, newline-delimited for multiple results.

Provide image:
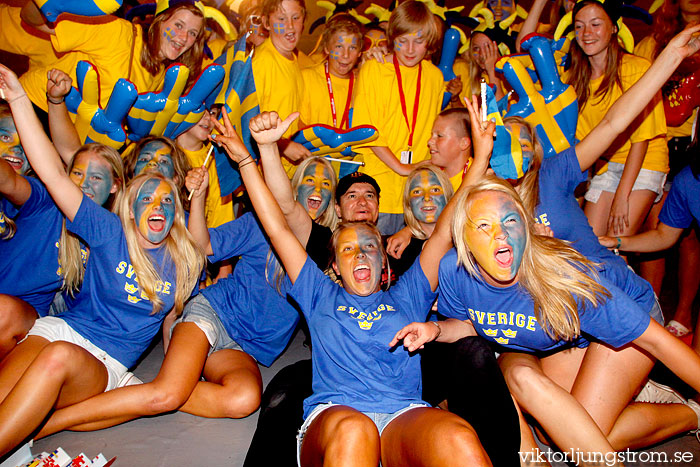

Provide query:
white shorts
left=25, top=317, right=128, bottom=391
left=585, top=162, right=667, bottom=203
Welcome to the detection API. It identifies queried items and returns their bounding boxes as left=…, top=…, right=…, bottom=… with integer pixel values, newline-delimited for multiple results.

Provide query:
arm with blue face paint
left=0, top=64, right=83, bottom=221
left=575, top=25, right=700, bottom=172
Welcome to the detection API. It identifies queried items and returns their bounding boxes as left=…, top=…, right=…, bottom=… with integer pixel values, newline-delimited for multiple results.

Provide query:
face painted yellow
left=133, top=178, right=176, bottom=246
left=334, top=225, right=383, bottom=296
left=464, top=191, right=526, bottom=286
left=297, top=162, right=333, bottom=220
left=408, top=169, right=447, bottom=224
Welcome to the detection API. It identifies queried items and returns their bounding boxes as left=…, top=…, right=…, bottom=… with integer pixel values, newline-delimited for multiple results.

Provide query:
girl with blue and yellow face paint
left=132, top=177, right=176, bottom=245
left=408, top=169, right=447, bottom=224
left=295, top=161, right=334, bottom=220
left=135, top=140, right=176, bottom=179
left=68, top=150, right=118, bottom=207
left=0, top=112, right=29, bottom=175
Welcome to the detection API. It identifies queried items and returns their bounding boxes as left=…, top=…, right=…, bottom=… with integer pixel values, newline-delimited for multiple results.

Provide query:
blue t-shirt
left=201, top=213, right=299, bottom=367
left=62, top=195, right=180, bottom=368
left=0, top=177, right=63, bottom=316
left=536, top=147, right=656, bottom=312
left=290, top=256, right=436, bottom=418
left=659, top=165, right=700, bottom=229
left=438, top=249, right=650, bottom=353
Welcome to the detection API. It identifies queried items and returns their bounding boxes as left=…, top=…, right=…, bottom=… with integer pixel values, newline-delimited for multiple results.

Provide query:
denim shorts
left=172, top=294, right=246, bottom=357
left=25, top=316, right=128, bottom=391
left=585, top=162, right=667, bottom=203
left=296, top=402, right=427, bottom=466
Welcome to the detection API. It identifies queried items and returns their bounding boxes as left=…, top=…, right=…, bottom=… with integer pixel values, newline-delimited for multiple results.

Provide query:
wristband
left=46, top=93, right=65, bottom=105
left=7, top=93, right=27, bottom=103
left=431, top=320, right=442, bottom=339
left=238, top=158, right=255, bottom=169
left=616, top=236, right=622, bottom=250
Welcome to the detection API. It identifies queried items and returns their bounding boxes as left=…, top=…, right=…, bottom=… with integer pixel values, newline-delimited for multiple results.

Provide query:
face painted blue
left=335, top=225, right=384, bottom=296
left=134, top=141, right=175, bottom=179
left=133, top=178, right=176, bottom=245
left=296, top=162, right=333, bottom=220
left=0, top=116, right=29, bottom=175
left=69, top=153, right=115, bottom=206
left=408, top=170, right=447, bottom=224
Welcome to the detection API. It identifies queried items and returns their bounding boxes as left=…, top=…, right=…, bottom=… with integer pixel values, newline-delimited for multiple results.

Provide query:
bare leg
left=178, top=347, right=262, bottom=418
left=381, top=407, right=491, bottom=467
left=584, top=190, right=656, bottom=237
left=36, top=322, right=210, bottom=437
left=672, top=229, right=700, bottom=330
left=0, top=336, right=50, bottom=403
left=638, top=193, right=666, bottom=295
left=500, top=352, right=622, bottom=467
left=0, top=341, right=108, bottom=456
left=608, top=402, right=697, bottom=449
left=0, top=295, right=37, bottom=361
left=299, top=406, right=380, bottom=467
left=514, top=398, right=551, bottom=467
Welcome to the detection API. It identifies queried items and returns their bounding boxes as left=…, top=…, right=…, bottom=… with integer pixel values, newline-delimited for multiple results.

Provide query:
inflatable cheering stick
left=162, top=64, right=225, bottom=140
left=437, top=27, right=461, bottom=109
left=65, top=61, right=137, bottom=149
left=495, top=34, right=578, bottom=159
left=127, top=64, right=190, bottom=141
left=35, top=0, right=123, bottom=23
left=292, top=124, right=378, bottom=157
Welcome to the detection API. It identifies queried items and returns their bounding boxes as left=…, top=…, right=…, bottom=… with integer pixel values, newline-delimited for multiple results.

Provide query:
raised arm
left=257, top=123, right=313, bottom=246
left=211, top=111, right=307, bottom=283
left=20, top=1, right=54, bottom=34
left=0, top=64, right=83, bottom=221
left=46, top=69, right=81, bottom=164
left=0, top=157, right=31, bottom=206
left=185, top=166, right=213, bottom=255
left=516, top=0, right=548, bottom=52
left=575, top=25, right=700, bottom=170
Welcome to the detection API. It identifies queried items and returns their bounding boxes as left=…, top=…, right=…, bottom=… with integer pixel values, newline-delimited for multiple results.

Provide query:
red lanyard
left=393, top=55, right=421, bottom=149
left=461, top=157, right=473, bottom=181
left=325, top=61, right=354, bottom=129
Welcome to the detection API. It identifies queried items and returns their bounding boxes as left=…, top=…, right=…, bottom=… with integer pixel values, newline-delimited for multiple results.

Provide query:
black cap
left=573, top=0, right=621, bottom=25
left=335, top=172, right=381, bottom=202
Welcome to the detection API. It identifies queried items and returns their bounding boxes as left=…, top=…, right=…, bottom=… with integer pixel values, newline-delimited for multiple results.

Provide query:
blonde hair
left=321, top=13, right=364, bottom=54
left=115, top=173, right=205, bottom=315
left=290, top=156, right=339, bottom=230
left=451, top=176, right=610, bottom=340
left=60, top=144, right=126, bottom=296
left=141, top=4, right=207, bottom=88
left=387, top=0, right=441, bottom=55
left=402, top=162, right=454, bottom=240
left=466, top=32, right=490, bottom=97
left=262, top=0, right=306, bottom=19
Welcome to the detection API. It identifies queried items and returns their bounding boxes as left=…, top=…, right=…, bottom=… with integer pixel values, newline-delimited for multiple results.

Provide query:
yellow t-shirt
left=569, top=54, right=668, bottom=174
left=352, top=58, right=445, bottom=214
left=0, top=5, right=85, bottom=111
left=300, top=62, right=353, bottom=128
left=203, top=37, right=228, bottom=68
left=47, top=18, right=165, bottom=112
left=252, top=39, right=304, bottom=176
left=183, top=145, right=235, bottom=228
left=635, top=35, right=696, bottom=139
left=449, top=171, right=463, bottom=193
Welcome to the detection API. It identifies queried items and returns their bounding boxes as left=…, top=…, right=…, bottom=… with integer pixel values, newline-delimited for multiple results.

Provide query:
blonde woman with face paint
left=0, top=64, right=203, bottom=457
left=442, top=24, right=700, bottom=456
left=0, top=96, right=125, bottom=360
left=211, top=109, right=491, bottom=467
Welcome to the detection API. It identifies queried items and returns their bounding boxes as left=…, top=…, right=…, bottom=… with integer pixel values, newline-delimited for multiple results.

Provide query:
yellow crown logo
left=495, top=337, right=510, bottom=345
left=483, top=328, right=498, bottom=337
left=358, top=320, right=373, bottom=330
left=502, top=329, right=517, bottom=338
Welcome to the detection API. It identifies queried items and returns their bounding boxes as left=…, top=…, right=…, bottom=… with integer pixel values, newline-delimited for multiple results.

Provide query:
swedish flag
left=209, top=35, right=260, bottom=197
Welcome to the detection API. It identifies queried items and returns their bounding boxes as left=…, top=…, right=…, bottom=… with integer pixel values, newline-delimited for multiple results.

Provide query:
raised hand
left=185, top=166, right=209, bottom=200
left=0, top=64, right=26, bottom=102
left=250, top=111, right=299, bottom=146
left=46, top=69, right=72, bottom=101
left=211, top=109, right=252, bottom=164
